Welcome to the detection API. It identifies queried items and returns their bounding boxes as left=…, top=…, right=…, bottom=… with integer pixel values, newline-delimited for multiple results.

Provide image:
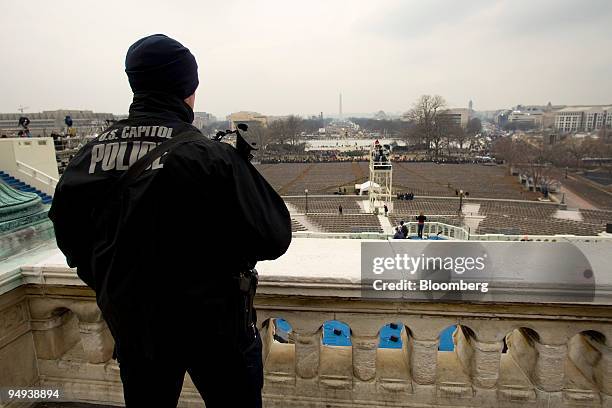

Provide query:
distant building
left=374, top=110, right=388, bottom=120
left=227, top=111, right=267, bottom=130
left=494, top=110, right=511, bottom=127
left=508, top=105, right=545, bottom=128
left=554, top=106, right=612, bottom=133
left=193, top=112, right=217, bottom=129
left=438, top=108, right=470, bottom=128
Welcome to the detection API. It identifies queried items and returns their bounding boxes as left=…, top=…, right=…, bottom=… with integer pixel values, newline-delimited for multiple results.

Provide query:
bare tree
left=247, top=122, right=269, bottom=150
left=284, top=115, right=303, bottom=145
left=494, top=137, right=553, bottom=189
left=442, top=123, right=467, bottom=156
left=267, top=120, right=288, bottom=145
left=406, top=95, right=447, bottom=158
left=492, top=136, right=525, bottom=173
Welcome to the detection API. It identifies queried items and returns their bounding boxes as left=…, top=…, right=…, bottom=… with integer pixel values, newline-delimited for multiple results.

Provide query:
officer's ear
left=184, top=93, right=196, bottom=109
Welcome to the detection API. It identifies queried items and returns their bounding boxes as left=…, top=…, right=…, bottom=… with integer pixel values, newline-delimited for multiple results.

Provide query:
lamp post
left=456, top=189, right=469, bottom=214
left=305, top=189, right=309, bottom=214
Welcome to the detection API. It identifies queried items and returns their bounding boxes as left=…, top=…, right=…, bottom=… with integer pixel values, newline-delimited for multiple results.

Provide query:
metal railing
left=292, top=221, right=612, bottom=242
left=15, top=160, right=58, bottom=191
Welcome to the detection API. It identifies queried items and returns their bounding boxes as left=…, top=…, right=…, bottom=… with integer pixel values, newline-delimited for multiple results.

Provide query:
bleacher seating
left=291, top=218, right=307, bottom=232
left=256, top=162, right=537, bottom=200
left=255, top=162, right=369, bottom=195
left=281, top=196, right=607, bottom=236
left=251, top=160, right=612, bottom=237
left=580, top=209, right=612, bottom=226
left=306, top=214, right=382, bottom=233
left=392, top=162, right=534, bottom=200
left=284, top=196, right=366, bottom=214
left=392, top=199, right=462, bottom=215
left=476, top=215, right=603, bottom=236
left=254, top=163, right=313, bottom=195
left=478, top=201, right=557, bottom=218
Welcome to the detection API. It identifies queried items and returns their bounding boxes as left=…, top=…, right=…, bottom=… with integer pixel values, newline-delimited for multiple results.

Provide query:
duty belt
left=238, top=268, right=258, bottom=337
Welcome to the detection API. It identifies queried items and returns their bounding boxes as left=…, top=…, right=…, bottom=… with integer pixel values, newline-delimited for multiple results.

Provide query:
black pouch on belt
left=238, top=269, right=259, bottom=337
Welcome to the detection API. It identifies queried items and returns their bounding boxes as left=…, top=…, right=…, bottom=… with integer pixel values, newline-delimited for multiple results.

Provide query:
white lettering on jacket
left=88, top=141, right=162, bottom=174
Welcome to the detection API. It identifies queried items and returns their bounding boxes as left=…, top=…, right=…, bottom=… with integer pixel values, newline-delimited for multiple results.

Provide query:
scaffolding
left=368, top=140, right=393, bottom=214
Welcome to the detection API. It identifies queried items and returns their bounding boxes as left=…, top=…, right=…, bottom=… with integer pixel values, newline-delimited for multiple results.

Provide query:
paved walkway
left=463, top=216, right=485, bottom=234
left=554, top=209, right=584, bottom=222
left=552, top=186, right=598, bottom=210
left=462, top=203, right=481, bottom=217
left=378, top=214, right=395, bottom=234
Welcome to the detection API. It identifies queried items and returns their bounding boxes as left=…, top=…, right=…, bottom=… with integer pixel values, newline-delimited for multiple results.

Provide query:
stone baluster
left=338, top=315, right=381, bottom=382
left=71, top=301, right=114, bottom=364
left=285, top=311, right=331, bottom=395
left=76, top=320, right=114, bottom=363
left=409, top=336, right=438, bottom=385
left=295, top=330, right=320, bottom=379
left=259, top=319, right=274, bottom=368
left=339, top=314, right=382, bottom=398
left=28, top=297, right=79, bottom=360
left=534, top=341, right=567, bottom=391
left=455, top=325, right=504, bottom=388
left=568, top=331, right=612, bottom=394
left=594, top=336, right=612, bottom=395
left=507, top=327, right=567, bottom=392
left=352, top=334, right=379, bottom=382
left=407, top=318, right=451, bottom=385
left=470, top=337, right=504, bottom=388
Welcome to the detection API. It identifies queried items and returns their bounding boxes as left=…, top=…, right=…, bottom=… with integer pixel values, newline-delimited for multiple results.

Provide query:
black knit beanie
left=125, top=34, right=199, bottom=99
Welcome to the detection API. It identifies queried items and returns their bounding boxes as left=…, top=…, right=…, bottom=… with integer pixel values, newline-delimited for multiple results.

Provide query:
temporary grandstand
left=285, top=195, right=612, bottom=238
left=254, top=161, right=541, bottom=200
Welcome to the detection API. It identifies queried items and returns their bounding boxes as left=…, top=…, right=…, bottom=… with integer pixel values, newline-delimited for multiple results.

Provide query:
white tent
left=357, top=180, right=380, bottom=195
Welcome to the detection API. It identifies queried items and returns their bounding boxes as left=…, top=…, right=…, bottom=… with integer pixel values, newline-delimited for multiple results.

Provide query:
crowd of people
left=396, top=192, right=415, bottom=200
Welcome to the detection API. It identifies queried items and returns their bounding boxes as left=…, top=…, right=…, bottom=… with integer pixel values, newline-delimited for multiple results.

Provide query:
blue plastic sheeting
left=274, top=318, right=292, bottom=343
left=322, top=320, right=352, bottom=346
left=439, top=325, right=456, bottom=351
left=275, top=318, right=292, bottom=333
left=379, top=323, right=403, bottom=349
left=407, top=235, right=446, bottom=240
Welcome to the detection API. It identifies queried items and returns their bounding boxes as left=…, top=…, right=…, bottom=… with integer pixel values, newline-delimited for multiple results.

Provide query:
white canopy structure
left=356, top=180, right=380, bottom=195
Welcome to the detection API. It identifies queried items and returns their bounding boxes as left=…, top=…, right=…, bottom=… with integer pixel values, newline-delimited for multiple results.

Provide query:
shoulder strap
left=120, top=131, right=202, bottom=185
left=111, top=127, right=203, bottom=196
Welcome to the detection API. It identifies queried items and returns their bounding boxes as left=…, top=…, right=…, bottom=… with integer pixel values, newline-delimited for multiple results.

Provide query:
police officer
left=49, top=34, right=292, bottom=407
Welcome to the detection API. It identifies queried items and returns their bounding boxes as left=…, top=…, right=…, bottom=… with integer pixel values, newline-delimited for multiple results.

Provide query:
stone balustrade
left=1, top=256, right=612, bottom=408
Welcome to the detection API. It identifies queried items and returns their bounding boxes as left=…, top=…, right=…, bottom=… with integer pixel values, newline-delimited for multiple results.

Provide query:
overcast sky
left=1, top=0, right=611, bottom=118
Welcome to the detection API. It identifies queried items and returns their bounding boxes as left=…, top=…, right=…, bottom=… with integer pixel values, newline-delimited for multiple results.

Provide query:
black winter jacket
left=49, top=92, right=292, bottom=359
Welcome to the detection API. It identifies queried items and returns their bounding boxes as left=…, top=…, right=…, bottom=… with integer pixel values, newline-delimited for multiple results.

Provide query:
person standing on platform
left=416, top=211, right=427, bottom=239
left=49, top=34, right=291, bottom=408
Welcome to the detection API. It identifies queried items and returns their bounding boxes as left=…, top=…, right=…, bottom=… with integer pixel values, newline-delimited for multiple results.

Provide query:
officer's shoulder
left=171, top=133, right=242, bottom=165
